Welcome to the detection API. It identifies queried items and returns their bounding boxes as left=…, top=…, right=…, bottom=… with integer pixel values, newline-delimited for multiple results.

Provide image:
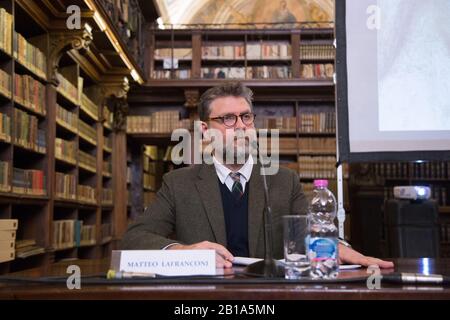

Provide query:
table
left=0, top=258, right=449, bottom=299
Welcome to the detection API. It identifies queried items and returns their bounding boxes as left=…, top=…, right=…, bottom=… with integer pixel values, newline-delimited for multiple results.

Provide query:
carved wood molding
left=184, top=89, right=199, bottom=109
left=101, top=78, right=130, bottom=132
left=48, top=23, right=94, bottom=86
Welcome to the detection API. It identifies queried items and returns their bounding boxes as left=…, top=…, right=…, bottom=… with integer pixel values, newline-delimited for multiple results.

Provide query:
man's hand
left=338, top=244, right=394, bottom=269
left=167, top=241, right=234, bottom=268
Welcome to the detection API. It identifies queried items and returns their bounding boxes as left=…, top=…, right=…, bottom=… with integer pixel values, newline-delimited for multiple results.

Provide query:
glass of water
left=283, top=215, right=310, bottom=279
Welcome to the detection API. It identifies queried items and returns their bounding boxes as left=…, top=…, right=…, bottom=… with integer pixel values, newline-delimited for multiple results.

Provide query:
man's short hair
left=198, top=82, right=254, bottom=121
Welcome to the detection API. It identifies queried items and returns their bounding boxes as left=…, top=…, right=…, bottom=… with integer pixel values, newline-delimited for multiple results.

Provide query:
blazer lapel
left=248, top=163, right=270, bottom=257
left=195, top=164, right=227, bottom=247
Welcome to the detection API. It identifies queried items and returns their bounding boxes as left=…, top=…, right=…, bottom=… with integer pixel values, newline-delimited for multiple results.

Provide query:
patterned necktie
left=229, top=172, right=244, bottom=199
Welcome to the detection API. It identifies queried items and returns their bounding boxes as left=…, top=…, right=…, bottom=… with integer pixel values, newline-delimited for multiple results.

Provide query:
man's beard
left=222, top=136, right=249, bottom=165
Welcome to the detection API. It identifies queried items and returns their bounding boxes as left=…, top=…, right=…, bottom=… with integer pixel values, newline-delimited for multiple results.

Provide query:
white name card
left=111, top=250, right=216, bottom=276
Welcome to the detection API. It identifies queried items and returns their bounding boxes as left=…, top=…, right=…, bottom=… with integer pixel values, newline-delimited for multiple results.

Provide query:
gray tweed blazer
left=120, top=163, right=308, bottom=259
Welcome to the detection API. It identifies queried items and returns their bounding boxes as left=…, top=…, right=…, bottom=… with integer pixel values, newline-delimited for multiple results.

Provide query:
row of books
left=56, top=104, right=78, bottom=132
left=298, top=156, right=349, bottom=179
left=55, top=138, right=77, bottom=164
left=102, top=188, right=113, bottom=205
left=77, top=184, right=96, bottom=204
left=144, top=145, right=164, bottom=161
left=14, top=73, right=46, bottom=115
left=154, top=48, right=192, bottom=60
left=0, top=8, right=13, bottom=55
left=201, top=66, right=291, bottom=79
left=15, top=239, right=45, bottom=259
left=440, top=224, right=450, bottom=244
left=127, top=111, right=191, bottom=134
left=205, top=43, right=292, bottom=60
left=262, top=137, right=336, bottom=154
left=156, top=43, right=334, bottom=61
left=432, top=186, right=448, bottom=207
left=410, top=162, right=450, bottom=180
left=0, top=161, right=9, bottom=192
left=301, top=182, right=315, bottom=201
left=55, top=172, right=76, bottom=200
left=374, top=162, right=450, bottom=180
left=14, top=31, right=47, bottom=80
left=104, top=136, right=112, bottom=151
left=12, top=168, right=46, bottom=196
left=101, top=223, right=112, bottom=242
left=79, top=119, right=97, bottom=145
left=14, top=239, right=44, bottom=258
left=298, top=137, right=336, bottom=153
left=79, top=150, right=96, bottom=172
left=143, top=173, right=156, bottom=191
left=0, top=69, right=11, bottom=98
left=300, top=44, right=335, bottom=61
left=300, top=63, right=334, bottom=79
left=152, top=69, right=191, bottom=79
left=0, top=219, right=17, bottom=263
left=299, top=112, right=336, bottom=133
left=14, top=108, right=46, bottom=153
left=152, top=65, right=335, bottom=80
left=255, top=114, right=335, bottom=134
left=52, top=220, right=96, bottom=250
left=81, top=94, right=99, bottom=120
left=103, top=160, right=112, bottom=176
left=56, top=73, right=78, bottom=104
left=0, top=113, right=11, bottom=142
left=143, top=158, right=157, bottom=175
left=256, top=117, right=296, bottom=133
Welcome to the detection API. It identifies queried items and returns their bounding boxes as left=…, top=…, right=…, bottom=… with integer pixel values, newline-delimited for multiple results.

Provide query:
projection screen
left=335, top=0, right=450, bottom=162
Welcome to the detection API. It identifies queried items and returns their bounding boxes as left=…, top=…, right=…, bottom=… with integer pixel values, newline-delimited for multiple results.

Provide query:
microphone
left=244, top=140, right=285, bottom=278
left=107, top=269, right=156, bottom=279
left=382, top=273, right=450, bottom=285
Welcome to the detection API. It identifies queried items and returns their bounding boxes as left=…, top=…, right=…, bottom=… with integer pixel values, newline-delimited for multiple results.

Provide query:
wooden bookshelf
left=349, top=161, right=450, bottom=258
left=126, top=26, right=339, bottom=223
left=0, top=0, right=144, bottom=273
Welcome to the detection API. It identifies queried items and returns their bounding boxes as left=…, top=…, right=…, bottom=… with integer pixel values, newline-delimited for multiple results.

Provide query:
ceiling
left=153, top=0, right=334, bottom=27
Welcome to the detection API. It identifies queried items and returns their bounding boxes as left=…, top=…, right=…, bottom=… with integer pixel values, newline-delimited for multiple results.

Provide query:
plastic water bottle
left=308, top=179, right=339, bottom=279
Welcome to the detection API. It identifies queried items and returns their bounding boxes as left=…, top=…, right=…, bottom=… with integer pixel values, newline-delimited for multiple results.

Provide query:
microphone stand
left=244, top=141, right=285, bottom=278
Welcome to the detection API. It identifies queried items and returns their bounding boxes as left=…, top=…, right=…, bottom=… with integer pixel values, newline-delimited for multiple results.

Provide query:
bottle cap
left=313, top=179, right=328, bottom=188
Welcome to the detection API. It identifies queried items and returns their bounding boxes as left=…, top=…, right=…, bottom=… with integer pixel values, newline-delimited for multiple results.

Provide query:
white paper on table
left=233, top=256, right=362, bottom=270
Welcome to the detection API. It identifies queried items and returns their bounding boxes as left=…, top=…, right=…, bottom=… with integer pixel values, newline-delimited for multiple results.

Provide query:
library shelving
left=127, top=26, right=343, bottom=224
left=348, top=161, right=450, bottom=258
left=148, top=27, right=335, bottom=82
left=0, top=0, right=145, bottom=273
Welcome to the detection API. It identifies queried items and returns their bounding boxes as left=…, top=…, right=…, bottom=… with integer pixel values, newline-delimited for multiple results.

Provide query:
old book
left=15, top=239, right=36, bottom=249
left=0, top=230, right=16, bottom=240
left=0, top=249, right=14, bottom=263
left=15, top=245, right=45, bottom=259
left=0, top=219, right=18, bottom=230
left=0, top=239, right=15, bottom=251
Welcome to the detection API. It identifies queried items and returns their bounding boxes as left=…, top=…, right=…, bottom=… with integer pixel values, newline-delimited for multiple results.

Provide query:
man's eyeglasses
left=209, top=113, right=256, bottom=127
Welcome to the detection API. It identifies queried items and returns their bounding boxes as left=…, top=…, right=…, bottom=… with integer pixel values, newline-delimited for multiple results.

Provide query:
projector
left=393, top=186, right=431, bottom=200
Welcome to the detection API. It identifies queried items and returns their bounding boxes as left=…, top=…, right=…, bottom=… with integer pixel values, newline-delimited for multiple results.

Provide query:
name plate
left=110, top=250, right=216, bottom=276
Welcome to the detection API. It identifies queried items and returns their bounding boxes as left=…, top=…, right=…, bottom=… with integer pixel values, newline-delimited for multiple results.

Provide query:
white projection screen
left=335, top=0, right=450, bottom=162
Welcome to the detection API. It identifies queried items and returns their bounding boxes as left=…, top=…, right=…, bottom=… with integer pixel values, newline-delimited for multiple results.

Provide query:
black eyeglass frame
left=208, top=112, right=256, bottom=127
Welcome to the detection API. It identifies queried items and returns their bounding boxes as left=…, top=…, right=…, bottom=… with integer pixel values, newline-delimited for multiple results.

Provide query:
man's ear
left=200, top=121, right=208, bottom=137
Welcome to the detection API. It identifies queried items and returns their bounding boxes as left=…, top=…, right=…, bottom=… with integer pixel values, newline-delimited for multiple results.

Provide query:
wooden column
left=192, top=32, right=202, bottom=79
left=130, top=143, right=144, bottom=220
left=291, top=31, right=301, bottom=78
left=112, top=122, right=128, bottom=239
left=45, top=84, right=57, bottom=265
left=101, top=78, right=130, bottom=240
left=144, top=22, right=154, bottom=81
